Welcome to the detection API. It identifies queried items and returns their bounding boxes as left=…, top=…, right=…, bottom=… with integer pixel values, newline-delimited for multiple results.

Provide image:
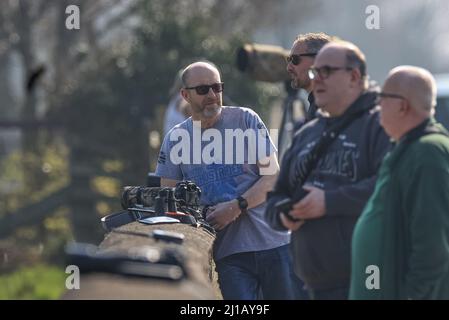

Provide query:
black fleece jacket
left=266, top=90, right=392, bottom=290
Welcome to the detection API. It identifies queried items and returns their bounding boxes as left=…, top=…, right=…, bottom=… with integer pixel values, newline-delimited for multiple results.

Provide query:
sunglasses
left=184, top=82, right=224, bottom=95
left=286, top=53, right=317, bottom=65
left=308, top=65, right=353, bottom=80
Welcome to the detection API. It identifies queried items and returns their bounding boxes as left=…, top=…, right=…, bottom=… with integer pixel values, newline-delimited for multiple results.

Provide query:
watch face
left=238, top=197, right=248, bottom=209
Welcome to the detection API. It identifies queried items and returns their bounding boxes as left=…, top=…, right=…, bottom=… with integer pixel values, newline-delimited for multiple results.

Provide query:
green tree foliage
left=1, top=0, right=281, bottom=298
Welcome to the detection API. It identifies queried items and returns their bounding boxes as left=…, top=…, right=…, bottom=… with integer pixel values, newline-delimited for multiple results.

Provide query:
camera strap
left=289, top=95, right=376, bottom=202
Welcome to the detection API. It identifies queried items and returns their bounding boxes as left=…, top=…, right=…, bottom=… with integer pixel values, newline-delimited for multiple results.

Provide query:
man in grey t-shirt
left=155, top=61, right=305, bottom=300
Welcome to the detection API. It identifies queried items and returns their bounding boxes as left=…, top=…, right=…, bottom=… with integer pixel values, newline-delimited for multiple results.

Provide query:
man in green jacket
left=350, top=65, right=449, bottom=300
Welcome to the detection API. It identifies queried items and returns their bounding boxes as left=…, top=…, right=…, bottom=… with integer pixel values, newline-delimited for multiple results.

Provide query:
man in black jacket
left=266, top=40, right=391, bottom=299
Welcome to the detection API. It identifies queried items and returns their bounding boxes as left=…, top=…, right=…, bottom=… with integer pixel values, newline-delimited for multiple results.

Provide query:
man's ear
left=399, top=99, right=410, bottom=115
left=350, top=68, right=362, bottom=86
left=180, top=88, right=190, bottom=102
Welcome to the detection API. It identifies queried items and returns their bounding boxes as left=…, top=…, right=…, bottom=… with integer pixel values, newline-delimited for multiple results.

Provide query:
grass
left=0, top=264, right=67, bottom=299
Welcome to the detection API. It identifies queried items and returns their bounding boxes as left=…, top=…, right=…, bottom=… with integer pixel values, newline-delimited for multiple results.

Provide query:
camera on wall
left=121, top=181, right=202, bottom=216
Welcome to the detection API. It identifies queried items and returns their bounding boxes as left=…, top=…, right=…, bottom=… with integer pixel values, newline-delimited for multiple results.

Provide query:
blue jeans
left=215, top=244, right=308, bottom=300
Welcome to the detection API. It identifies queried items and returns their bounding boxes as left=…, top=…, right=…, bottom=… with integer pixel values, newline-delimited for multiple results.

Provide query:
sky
left=253, top=0, right=449, bottom=85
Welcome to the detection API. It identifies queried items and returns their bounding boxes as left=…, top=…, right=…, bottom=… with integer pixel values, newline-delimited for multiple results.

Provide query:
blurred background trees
left=0, top=0, right=285, bottom=298
left=1, top=0, right=448, bottom=299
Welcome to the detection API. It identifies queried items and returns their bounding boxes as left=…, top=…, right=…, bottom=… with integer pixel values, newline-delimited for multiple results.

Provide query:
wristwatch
left=236, top=196, right=248, bottom=214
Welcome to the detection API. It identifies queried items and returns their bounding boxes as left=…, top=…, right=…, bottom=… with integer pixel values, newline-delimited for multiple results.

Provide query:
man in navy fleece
left=266, top=40, right=391, bottom=299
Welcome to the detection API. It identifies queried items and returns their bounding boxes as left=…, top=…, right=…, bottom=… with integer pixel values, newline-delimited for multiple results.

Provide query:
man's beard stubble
left=203, top=104, right=221, bottom=118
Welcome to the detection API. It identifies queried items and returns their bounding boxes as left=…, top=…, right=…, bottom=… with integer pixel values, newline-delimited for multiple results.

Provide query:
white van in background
left=434, top=73, right=449, bottom=129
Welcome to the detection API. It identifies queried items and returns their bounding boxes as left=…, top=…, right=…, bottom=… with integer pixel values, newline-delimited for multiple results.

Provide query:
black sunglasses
left=286, top=53, right=317, bottom=65
left=308, top=65, right=353, bottom=80
left=184, top=82, right=224, bottom=95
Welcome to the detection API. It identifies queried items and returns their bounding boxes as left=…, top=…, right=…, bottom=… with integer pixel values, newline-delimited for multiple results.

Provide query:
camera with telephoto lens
left=236, top=43, right=290, bottom=83
left=121, top=181, right=203, bottom=218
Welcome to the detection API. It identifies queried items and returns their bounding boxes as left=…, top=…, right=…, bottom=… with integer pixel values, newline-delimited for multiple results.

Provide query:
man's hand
left=280, top=213, right=305, bottom=231
left=288, top=185, right=326, bottom=220
left=205, top=200, right=241, bottom=230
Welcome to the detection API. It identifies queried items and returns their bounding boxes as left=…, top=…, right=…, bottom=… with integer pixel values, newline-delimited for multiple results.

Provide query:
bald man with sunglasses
left=266, top=40, right=391, bottom=299
left=156, top=61, right=305, bottom=300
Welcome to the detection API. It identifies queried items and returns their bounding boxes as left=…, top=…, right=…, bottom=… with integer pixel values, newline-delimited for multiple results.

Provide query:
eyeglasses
left=286, top=53, right=317, bottom=65
left=379, top=92, right=406, bottom=100
left=184, top=82, right=224, bottom=95
left=376, top=92, right=407, bottom=104
left=308, top=65, right=353, bottom=80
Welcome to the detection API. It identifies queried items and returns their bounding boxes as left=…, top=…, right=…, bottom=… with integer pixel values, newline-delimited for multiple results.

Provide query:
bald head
left=319, top=40, right=367, bottom=85
left=384, top=66, right=436, bottom=115
left=181, top=61, right=221, bottom=87
left=380, top=66, right=436, bottom=140
left=316, top=43, right=346, bottom=65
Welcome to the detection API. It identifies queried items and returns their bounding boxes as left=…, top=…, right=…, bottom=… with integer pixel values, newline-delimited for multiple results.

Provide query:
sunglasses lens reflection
left=195, top=83, right=223, bottom=95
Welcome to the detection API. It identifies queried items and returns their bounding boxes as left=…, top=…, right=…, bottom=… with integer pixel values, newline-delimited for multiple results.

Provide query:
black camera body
left=271, top=187, right=310, bottom=225
left=121, top=181, right=202, bottom=217
left=102, top=181, right=215, bottom=232
left=273, top=198, right=298, bottom=222
left=174, top=181, right=202, bottom=210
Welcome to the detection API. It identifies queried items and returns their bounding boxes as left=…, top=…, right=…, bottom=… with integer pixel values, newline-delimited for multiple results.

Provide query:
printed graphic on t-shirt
left=184, top=163, right=244, bottom=204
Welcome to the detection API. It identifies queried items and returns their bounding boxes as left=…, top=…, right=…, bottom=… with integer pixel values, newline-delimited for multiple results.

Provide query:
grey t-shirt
left=155, top=106, right=290, bottom=260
